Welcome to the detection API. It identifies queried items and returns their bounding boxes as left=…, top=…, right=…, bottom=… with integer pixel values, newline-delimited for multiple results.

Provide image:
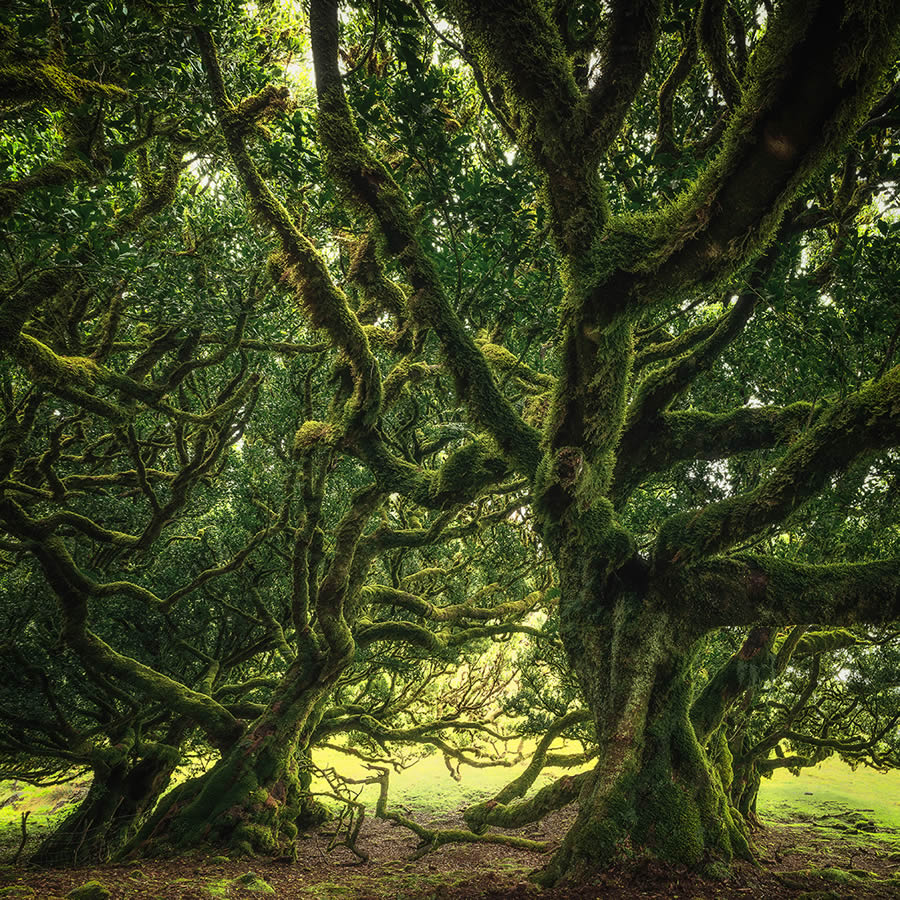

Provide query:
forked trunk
left=731, top=761, right=763, bottom=827
left=539, top=555, right=750, bottom=884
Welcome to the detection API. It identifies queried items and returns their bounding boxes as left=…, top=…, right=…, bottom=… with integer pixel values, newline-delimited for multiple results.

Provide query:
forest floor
left=2, top=799, right=900, bottom=899
left=2, top=759, right=900, bottom=897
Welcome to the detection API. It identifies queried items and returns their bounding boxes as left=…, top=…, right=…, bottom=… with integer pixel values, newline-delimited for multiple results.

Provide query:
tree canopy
left=1, top=0, right=899, bottom=884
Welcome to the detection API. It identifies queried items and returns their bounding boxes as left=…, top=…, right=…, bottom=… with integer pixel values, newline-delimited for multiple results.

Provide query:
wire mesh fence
left=1, top=812, right=139, bottom=868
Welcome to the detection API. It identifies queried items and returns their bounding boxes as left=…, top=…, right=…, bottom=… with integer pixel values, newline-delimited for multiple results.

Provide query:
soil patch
left=1, top=805, right=899, bottom=898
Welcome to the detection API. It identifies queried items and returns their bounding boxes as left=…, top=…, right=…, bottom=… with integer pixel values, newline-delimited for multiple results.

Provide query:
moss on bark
left=127, top=661, right=335, bottom=858
left=31, top=745, right=180, bottom=867
left=541, top=551, right=750, bottom=885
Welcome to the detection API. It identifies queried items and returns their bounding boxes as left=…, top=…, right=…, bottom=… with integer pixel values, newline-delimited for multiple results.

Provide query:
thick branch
left=611, top=400, right=815, bottom=507
left=654, top=365, right=900, bottom=563
left=316, top=486, right=384, bottom=663
left=464, top=709, right=590, bottom=831
left=588, top=0, right=900, bottom=326
left=690, top=626, right=774, bottom=743
left=446, top=0, right=586, bottom=170
left=361, top=583, right=542, bottom=623
left=697, top=0, right=742, bottom=108
left=355, top=620, right=544, bottom=651
left=587, top=0, right=662, bottom=154
left=194, top=28, right=382, bottom=429
left=683, top=554, right=900, bottom=629
left=308, top=0, right=541, bottom=477
left=624, top=289, right=757, bottom=431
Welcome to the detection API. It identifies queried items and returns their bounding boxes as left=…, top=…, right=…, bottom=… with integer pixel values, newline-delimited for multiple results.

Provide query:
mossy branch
left=586, top=0, right=662, bottom=156
left=12, top=334, right=102, bottom=388
left=354, top=431, right=509, bottom=509
left=611, top=400, right=815, bottom=507
left=690, top=626, right=775, bottom=743
left=805, top=626, right=864, bottom=654
left=360, top=583, right=543, bottom=624
left=347, top=231, right=408, bottom=329
left=446, top=0, right=613, bottom=258
left=773, top=624, right=808, bottom=674
left=445, top=0, right=587, bottom=170
left=464, top=709, right=591, bottom=832
left=30, top=508, right=140, bottom=548
left=756, top=754, right=815, bottom=772
left=213, top=677, right=281, bottom=700
left=315, top=486, right=384, bottom=664
left=656, top=17, right=699, bottom=153
left=194, top=28, right=382, bottom=431
left=381, top=357, right=440, bottom=412
left=370, top=767, right=548, bottom=858
left=478, top=341, right=555, bottom=391
left=0, top=269, right=73, bottom=357
left=0, top=158, right=93, bottom=220
left=654, top=365, right=900, bottom=564
left=73, top=630, right=243, bottom=749
left=697, top=0, right=742, bottom=109
left=683, top=554, right=900, bottom=629
left=465, top=769, right=591, bottom=832
left=0, top=61, right=127, bottom=113
left=587, top=0, right=900, bottom=326
left=308, top=0, right=541, bottom=478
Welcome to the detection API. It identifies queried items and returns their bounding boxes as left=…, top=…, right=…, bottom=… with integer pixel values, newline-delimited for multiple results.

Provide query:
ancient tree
left=0, top=1, right=553, bottom=862
left=298, top=0, right=900, bottom=881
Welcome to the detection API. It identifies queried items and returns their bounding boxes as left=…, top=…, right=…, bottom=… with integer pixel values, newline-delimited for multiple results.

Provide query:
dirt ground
left=2, top=804, right=900, bottom=899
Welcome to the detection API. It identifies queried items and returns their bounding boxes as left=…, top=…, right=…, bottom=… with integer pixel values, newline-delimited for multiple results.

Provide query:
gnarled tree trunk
left=730, top=759, right=762, bottom=827
left=128, top=656, right=339, bottom=857
left=538, top=548, right=750, bottom=884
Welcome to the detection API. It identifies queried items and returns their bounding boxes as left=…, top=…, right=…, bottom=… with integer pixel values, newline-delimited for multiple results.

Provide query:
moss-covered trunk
left=730, top=759, right=762, bottom=826
left=31, top=745, right=180, bottom=867
left=539, top=549, right=750, bottom=884
left=128, top=657, right=337, bottom=857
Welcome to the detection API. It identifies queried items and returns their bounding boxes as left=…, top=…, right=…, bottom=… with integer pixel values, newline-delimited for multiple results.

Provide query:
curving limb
left=309, top=0, right=542, bottom=478
left=584, top=0, right=900, bottom=328
left=653, top=365, right=900, bottom=565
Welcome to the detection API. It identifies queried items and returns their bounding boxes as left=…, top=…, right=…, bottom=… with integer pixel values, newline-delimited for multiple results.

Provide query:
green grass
left=0, top=778, right=89, bottom=859
left=311, top=742, right=587, bottom=820
left=758, top=756, right=900, bottom=836
left=3, top=753, right=899, bottom=855
left=0, top=780, right=87, bottom=829
left=324, top=750, right=900, bottom=833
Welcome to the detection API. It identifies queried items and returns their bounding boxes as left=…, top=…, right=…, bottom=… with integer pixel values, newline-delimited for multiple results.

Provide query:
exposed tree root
left=368, top=767, right=549, bottom=859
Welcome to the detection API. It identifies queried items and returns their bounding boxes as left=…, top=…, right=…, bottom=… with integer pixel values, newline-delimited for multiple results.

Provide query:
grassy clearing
left=0, top=779, right=89, bottom=861
left=318, top=748, right=900, bottom=833
left=757, top=757, right=900, bottom=852
left=3, top=752, right=899, bottom=863
left=0, top=780, right=88, bottom=829
left=310, top=742, right=590, bottom=822
left=758, top=757, right=900, bottom=827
